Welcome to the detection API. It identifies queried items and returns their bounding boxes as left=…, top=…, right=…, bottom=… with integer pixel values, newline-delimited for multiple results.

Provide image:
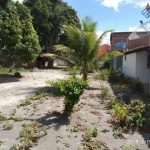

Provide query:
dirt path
left=0, top=69, right=68, bottom=109
left=0, top=69, right=150, bottom=150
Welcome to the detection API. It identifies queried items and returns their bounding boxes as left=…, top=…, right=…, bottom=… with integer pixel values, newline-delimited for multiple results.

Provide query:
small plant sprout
left=0, top=114, right=7, bottom=122
left=3, top=121, right=13, bottom=130
left=10, top=109, right=16, bottom=116
left=43, top=125, right=48, bottom=135
left=100, top=86, right=110, bottom=99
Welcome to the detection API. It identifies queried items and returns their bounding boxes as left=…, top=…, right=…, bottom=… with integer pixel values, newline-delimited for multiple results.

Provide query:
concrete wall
left=136, top=51, right=148, bottom=83
left=123, top=53, right=136, bottom=78
left=123, top=51, right=149, bottom=84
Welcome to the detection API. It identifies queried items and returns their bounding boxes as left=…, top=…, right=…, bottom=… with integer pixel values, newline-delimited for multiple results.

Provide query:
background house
left=110, top=32, right=150, bottom=89
left=97, top=44, right=110, bottom=57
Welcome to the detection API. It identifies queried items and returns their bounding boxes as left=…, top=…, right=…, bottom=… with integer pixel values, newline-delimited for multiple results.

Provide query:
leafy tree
left=23, top=0, right=80, bottom=52
left=0, top=1, right=22, bottom=60
left=0, top=1, right=41, bottom=63
left=14, top=1, right=41, bottom=63
left=0, top=0, right=10, bottom=9
left=54, top=16, right=120, bottom=81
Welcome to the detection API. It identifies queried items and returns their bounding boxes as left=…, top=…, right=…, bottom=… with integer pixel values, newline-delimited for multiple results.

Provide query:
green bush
left=94, top=69, right=110, bottom=81
left=113, top=99, right=150, bottom=130
left=130, top=78, right=145, bottom=93
left=114, top=103, right=128, bottom=121
left=109, top=69, right=124, bottom=83
left=46, top=76, right=88, bottom=112
left=126, top=100, right=147, bottom=128
left=108, top=69, right=144, bottom=93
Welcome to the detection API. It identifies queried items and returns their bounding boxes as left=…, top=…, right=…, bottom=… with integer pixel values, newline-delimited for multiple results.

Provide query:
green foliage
left=100, top=86, right=110, bottom=99
left=19, top=91, right=48, bottom=107
left=113, top=127, right=125, bottom=139
left=113, top=99, right=150, bottom=130
left=129, top=78, right=145, bottom=93
left=10, top=109, right=16, bottom=116
left=46, top=75, right=88, bottom=112
left=24, top=0, right=80, bottom=52
left=85, top=124, right=98, bottom=141
left=126, top=100, right=147, bottom=128
left=43, top=125, right=48, bottom=135
left=109, top=69, right=124, bottom=83
left=14, top=2, right=41, bottom=63
left=0, top=1, right=40, bottom=63
left=94, top=69, right=111, bottom=81
left=31, top=91, right=49, bottom=100
left=3, top=121, right=13, bottom=130
left=54, top=16, right=113, bottom=80
left=79, top=140, right=109, bottom=150
left=108, top=70, right=144, bottom=93
left=106, top=97, right=125, bottom=109
left=116, top=83, right=128, bottom=93
left=0, top=114, right=7, bottom=121
left=114, top=103, right=128, bottom=121
left=20, top=98, right=32, bottom=106
left=121, top=145, right=140, bottom=150
left=0, top=1, right=22, bottom=58
left=10, top=116, right=24, bottom=122
left=20, top=122, right=41, bottom=149
left=70, top=126, right=78, bottom=132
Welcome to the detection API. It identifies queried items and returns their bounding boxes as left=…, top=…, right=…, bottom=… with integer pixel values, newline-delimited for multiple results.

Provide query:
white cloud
left=100, top=0, right=149, bottom=11
left=128, top=26, right=138, bottom=31
left=96, top=30, right=111, bottom=45
left=101, top=0, right=122, bottom=11
left=129, top=21, right=150, bottom=31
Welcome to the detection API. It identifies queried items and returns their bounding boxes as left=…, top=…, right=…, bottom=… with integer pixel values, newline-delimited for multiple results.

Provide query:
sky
left=16, top=0, right=150, bottom=44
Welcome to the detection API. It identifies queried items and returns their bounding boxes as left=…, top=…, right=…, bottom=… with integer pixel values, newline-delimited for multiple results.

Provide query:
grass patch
left=0, top=114, right=7, bottom=122
left=3, top=121, right=13, bottom=130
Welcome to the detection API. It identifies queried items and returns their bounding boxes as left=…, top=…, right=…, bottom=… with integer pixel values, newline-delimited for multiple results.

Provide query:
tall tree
left=0, top=1, right=41, bottom=63
left=54, top=16, right=113, bottom=80
left=23, top=0, right=80, bottom=53
left=15, top=1, right=41, bottom=63
left=0, top=1, right=22, bottom=59
left=0, top=0, right=10, bottom=9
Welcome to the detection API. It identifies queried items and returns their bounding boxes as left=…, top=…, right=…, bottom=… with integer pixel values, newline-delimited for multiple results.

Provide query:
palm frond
left=81, top=15, right=97, bottom=32
left=99, top=50, right=124, bottom=61
left=40, top=53, right=74, bottom=66
left=53, top=45, right=71, bottom=53
left=99, top=30, right=114, bottom=39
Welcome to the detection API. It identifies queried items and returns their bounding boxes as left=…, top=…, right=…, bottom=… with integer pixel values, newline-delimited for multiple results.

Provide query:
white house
left=123, top=46, right=150, bottom=89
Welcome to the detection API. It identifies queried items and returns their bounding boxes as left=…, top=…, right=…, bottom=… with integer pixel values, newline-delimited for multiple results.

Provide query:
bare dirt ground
left=0, top=69, right=150, bottom=150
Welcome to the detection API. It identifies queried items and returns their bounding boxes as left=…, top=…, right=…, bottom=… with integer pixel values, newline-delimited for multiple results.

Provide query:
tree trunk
left=83, top=71, right=87, bottom=81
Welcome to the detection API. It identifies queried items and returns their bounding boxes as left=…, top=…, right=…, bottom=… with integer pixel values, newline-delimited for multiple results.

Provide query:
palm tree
left=42, top=15, right=123, bottom=80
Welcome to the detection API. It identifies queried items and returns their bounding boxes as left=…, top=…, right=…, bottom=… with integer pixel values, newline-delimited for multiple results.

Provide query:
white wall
left=136, top=51, right=148, bottom=83
left=123, top=53, right=136, bottom=78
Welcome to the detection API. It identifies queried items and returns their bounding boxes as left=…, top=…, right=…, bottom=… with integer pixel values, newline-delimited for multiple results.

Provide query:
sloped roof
left=124, top=45, right=150, bottom=55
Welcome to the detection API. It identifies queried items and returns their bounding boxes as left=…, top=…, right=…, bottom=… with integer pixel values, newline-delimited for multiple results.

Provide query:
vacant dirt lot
left=0, top=69, right=150, bottom=150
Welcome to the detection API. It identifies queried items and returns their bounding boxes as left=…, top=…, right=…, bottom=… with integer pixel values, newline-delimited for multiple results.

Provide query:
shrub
left=20, top=122, right=41, bottom=148
left=0, top=114, right=7, bottom=121
left=109, top=69, right=124, bottom=83
left=98, top=69, right=111, bottom=81
left=100, top=86, right=110, bottom=99
left=114, top=103, right=128, bottom=121
left=130, top=78, right=144, bottom=93
left=113, top=99, right=150, bottom=130
left=46, top=76, right=88, bottom=112
left=3, top=121, right=13, bottom=130
left=108, top=70, right=144, bottom=93
left=126, top=100, right=147, bottom=128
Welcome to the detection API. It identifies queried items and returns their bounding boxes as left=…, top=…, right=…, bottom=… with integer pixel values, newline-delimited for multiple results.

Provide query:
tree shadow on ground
left=0, top=74, right=22, bottom=83
left=26, top=112, right=69, bottom=131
